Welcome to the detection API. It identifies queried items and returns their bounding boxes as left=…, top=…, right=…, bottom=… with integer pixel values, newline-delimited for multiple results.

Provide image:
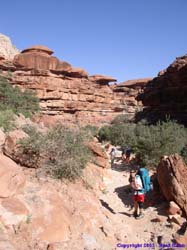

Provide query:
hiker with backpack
left=129, top=166, right=151, bottom=219
left=110, top=148, right=116, bottom=167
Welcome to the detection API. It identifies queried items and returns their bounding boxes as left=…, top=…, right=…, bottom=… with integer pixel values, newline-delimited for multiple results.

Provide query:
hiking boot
left=131, top=211, right=138, bottom=218
left=136, top=213, right=144, bottom=219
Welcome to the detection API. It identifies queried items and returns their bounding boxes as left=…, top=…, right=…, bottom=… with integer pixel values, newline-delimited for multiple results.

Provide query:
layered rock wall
left=137, top=55, right=187, bottom=124
left=0, top=42, right=147, bottom=125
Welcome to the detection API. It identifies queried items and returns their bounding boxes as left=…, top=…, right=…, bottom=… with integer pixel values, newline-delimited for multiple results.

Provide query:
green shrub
left=81, top=125, right=98, bottom=138
left=0, top=109, right=15, bottom=132
left=0, top=75, right=40, bottom=118
left=18, top=126, right=44, bottom=168
left=98, top=125, right=113, bottom=142
left=19, top=125, right=92, bottom=180
left=44, top=125, right=91, bottom=180
left=99, top=120, right=187, bottom=168
left=111, top=114, right=132, bottom=125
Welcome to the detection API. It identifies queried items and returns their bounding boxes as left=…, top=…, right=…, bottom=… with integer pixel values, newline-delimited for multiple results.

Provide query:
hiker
left=110, top=148, right=116, bottom=166
left=125, top=146, right=132, bottom=164
left=129, top=169, right=145, bottom=219
left=121, top=147, right=126, bottom=162
left=129, top=166, right=151, bottom=219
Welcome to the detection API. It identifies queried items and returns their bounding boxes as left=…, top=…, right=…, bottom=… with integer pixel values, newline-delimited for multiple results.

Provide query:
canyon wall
left=0, top=41, right=148, bottom=125
left=137, top=55, right=187, bottom=124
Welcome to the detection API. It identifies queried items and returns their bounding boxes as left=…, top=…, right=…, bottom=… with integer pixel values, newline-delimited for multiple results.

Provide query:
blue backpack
left=137, top=167, right=151, bottom=193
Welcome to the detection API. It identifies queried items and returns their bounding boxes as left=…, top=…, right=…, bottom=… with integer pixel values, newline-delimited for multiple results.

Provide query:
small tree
left=98, top=120, right=187, bottom=168
left=19, top=125, right=92, bottom=180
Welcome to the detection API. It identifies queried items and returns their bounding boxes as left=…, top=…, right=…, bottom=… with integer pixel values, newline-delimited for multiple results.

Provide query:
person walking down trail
left=129, top=170, right=145, bottom=219
left=110, top=148, right=116, bottom=167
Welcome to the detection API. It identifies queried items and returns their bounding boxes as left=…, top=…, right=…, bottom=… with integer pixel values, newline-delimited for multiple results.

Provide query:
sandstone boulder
left=0, top=154, right=25, bottom=198
left=114, top=78, right=152, bottom=91
left=87, top=141, right=108, bottom=159
left=21, top=45, right=54, bottom=55
left=3, top=129, right=43, bottom=168
left=167, top=201, right=182, bottom=215
left=0, top=129, right=6, bottom=152
left=157, top=154, right=187, bottom=217
left=4, top=129, right=28, bottom=161
left=87, top=141, right=109, bottom=168
left=13, top=45, right=72, bottom=73
left=89, top=74, right=117, bottom=85
left=67, top=67, right=88, bottom=78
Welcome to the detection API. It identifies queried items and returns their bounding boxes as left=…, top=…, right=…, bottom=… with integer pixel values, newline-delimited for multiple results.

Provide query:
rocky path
left=99, top=149, right=180, bottom=249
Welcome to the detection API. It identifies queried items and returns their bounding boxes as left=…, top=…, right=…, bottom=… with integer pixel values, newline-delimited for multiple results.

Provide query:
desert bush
left=81, top=124, right=98, bottom=138
left=99, top=120, right=187, bottom=167
left=98, top=125, right=113, bottom=142
left=0, top=109, right=15, bottom=131
left=0, top=75, right=40, bottom=118
left=44, top=125, right=92, bottom=180
left=111, top=114, right=132, bottom=125
left=19, top=124, right=92, bottom=180
left=18, top=126, right=44, bottom=168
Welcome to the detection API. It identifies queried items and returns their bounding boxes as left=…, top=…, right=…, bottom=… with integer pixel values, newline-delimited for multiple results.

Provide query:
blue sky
left=1, top=0, right=187, bottom=83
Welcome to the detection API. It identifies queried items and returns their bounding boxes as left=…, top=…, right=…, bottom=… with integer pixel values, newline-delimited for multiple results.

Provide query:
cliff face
left=137, top=55, right=187, bottom=124
left=0, top=33, right=19, bottom=60
left=0, top=42, right=147, bottom=125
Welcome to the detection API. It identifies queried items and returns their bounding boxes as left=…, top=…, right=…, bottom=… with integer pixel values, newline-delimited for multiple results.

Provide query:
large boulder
left=0, top=154, right=25, bottom=198
left=4, top=129, right=28, bottom=161
left=157, top=154, right=187, bottom=217
left=87, top=141, right=109, bottom=168
left=13, top=45, right=72, bottom=73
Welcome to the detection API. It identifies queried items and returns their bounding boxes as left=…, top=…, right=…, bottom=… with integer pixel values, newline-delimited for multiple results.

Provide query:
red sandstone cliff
left=137, top=55, right=187, bottom=124
left=0, top=43, right=148, bottom=125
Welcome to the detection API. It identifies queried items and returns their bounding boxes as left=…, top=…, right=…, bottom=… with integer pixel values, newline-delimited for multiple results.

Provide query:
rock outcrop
left=0, top=34, right=19, bottom=60
left=0, top=34, right=148, bottom=125
left=113, top=78, right=152, bottom=115
left=157, top=154, right=187, bottom=217
left=0, top=154, right=26, bottom=198
left=137, top=55, right=187, bottom=124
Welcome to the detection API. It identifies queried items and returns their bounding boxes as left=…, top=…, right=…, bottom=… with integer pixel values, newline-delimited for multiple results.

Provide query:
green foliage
left=111, top=114, right=132, bottom=125
left=18, top=126, right=45, bottom=168
left=19, top=125, right=92, bottom=180
left=99, top=120, right=187, bottom=167
left=98, top=125, right=113, bottom=142
left=44, top=125, right=91, bottom=180
left=0, top=76, right=40, bottom=118
left=0, top=110, right=15, bottom=132
left=81, top=125, right=98, bottom=138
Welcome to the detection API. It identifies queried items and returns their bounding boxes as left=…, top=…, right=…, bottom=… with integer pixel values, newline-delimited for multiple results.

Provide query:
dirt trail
left=99, top=149, right=180, bottom=248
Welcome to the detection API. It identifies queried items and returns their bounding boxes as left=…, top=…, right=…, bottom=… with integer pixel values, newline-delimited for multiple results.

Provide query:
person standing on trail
left=125, top=146, right=132, bottom=164
left=121, top=147, right=126, bottom=162
left=110, top=148, right=116, bottom=166
left=129, top=169, right=145, bottom=219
